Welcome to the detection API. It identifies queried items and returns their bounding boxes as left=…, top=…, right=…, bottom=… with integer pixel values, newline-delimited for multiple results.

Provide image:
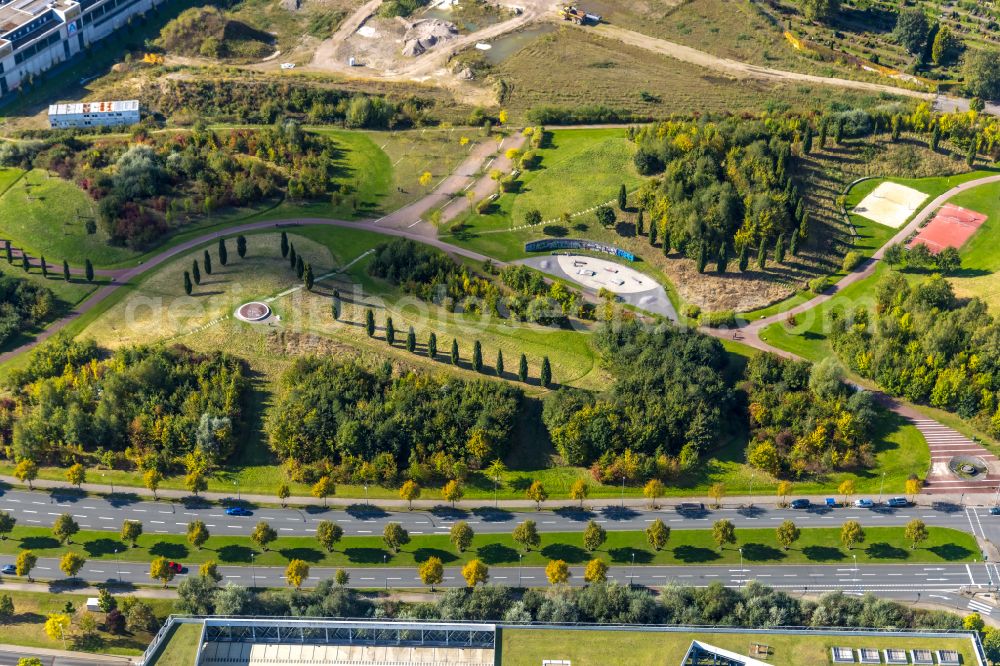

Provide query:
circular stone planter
left=948, top=455, right=988, bottom=480
left=235, top=301, right=272, bottom=323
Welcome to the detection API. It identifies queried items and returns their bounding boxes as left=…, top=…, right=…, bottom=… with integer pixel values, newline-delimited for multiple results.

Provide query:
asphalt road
left=9, top=557, right=999, bottom=614
left=3, top=488, right=997, bottom=542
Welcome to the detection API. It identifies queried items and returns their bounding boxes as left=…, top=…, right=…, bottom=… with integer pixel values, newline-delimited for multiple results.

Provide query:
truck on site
left=559, top=5, right=601, bottom=24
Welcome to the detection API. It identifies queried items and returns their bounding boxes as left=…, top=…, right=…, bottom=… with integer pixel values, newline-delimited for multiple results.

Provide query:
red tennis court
left=907, top=204, right=987, bottom=254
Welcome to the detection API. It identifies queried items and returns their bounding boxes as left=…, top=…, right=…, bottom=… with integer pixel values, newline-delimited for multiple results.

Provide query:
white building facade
left=48, top=98, right=138, bottom=127
left=0, top=0, right=167, bottom=98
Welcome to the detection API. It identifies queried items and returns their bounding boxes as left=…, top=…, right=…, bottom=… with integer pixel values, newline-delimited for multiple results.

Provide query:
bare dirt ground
left=308, top=0, right=555, bottom=80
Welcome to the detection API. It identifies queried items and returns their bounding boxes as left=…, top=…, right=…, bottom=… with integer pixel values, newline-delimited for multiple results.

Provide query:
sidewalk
left=0, top=580, right=177, bottom=599
left=4, top=475, right=996, bottom=511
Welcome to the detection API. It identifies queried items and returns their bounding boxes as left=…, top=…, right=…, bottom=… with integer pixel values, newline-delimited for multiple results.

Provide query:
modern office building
left=0, top=0, right=166, bottom=98
left=48, top=98, right=138, bottom=127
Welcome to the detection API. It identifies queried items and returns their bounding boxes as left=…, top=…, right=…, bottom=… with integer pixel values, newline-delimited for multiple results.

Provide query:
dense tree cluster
left=147, top=79, right=434, bottom=127
left=0, top=341, right=249, bottom=470
left=178, top=573, right=962, bottom=632
left=367, top=239, right=499, bottom=312
left=367, top=240, right=592, bottom=322
left=3, top=122, right=349, bottom=249
left=542, top=322, right=731, bottom=481
left=632, top=119, right=803, bottom=272
left=0, top=276, right=54, bottom=347
left=832, top=272, right=1000, bottom=434
left=744, top=354, right=880, bottom=477
left=500, top=265, right=593, bottom=323
left=265, top=358, right=521, bottom=484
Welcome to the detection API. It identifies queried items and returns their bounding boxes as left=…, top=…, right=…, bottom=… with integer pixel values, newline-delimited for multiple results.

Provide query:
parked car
left=854, top=499, right=874, bottom=508
left=225, top=506, right=253, bottom=516
left=676, top=502, right=705, bottom=514
left=989, top=506, right=1000, bottom=515
left=790, top=499, right=810, bottom=509
left=1, top=564, right=15, bottom=575
left=886, top=497, right=909, bottom=508
left=167, top=561, right=183, bottom=573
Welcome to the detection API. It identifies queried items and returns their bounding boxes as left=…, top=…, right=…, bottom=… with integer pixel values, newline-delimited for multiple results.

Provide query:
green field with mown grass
left=0, top=589, right=173, bottom=656
left=501, top=628, right=977, bottom=666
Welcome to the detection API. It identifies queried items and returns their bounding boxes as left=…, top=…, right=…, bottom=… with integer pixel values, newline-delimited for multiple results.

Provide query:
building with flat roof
left=140, top=617, right=989, bottom=666
left=0, top=0, right=167, bottom=98
left=48, top=98, right=138, bottom=127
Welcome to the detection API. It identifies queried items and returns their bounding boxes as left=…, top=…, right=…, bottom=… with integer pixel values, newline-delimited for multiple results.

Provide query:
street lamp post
left=878, top=472, right=886, bottom=504
left=749, top=472, right=754, bottom=507
left=364, top=484, right=369, bottom=506
left=234, top=480, right=240, bottom=502
left=384, top=554, right=388, bottom=591
left=250, top=553, right=256, bottom=589
left=494, top=476, right=499, bottom=509
left=853, top=554, right=858, bottom=572
left=115, top=547, right=122, bottom=583
left=739, top=548, right=744, bottom=588
left=621, top=476, right=625, bottom=509
left=518, top=553, right=523, bottom=587
left=631, top=551, right=635, bottom=587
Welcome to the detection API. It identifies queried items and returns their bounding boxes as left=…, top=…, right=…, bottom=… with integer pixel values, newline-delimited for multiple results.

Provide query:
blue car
left=1, top=564, right=15, bottom=575
left=225, top=506, right=252, bottom=516
left=790, top=499, right=810, bottom=509
left=886, top=497, right=909, bottom=508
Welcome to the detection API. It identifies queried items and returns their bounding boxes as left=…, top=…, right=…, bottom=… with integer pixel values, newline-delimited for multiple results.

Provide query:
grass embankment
left=0, top=129, right=468, bottom=270
left=0, top=589, right=173, bottom=656
left=947, top=180, right=1000, bottom=310
left=4, top=526, right=976, bottom=568
left=493, top=26, right=901, bottom=123
left=501, top=628, right=977, bottom=666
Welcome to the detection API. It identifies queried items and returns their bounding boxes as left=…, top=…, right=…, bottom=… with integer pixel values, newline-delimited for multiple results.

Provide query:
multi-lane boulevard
left=9, top=558, right=999, bottom=613
left=2, top=487, right=998, bottom=542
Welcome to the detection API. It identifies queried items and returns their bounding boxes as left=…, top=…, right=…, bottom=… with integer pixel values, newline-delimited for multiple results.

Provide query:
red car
left=167, top=561, right=183, bottom=573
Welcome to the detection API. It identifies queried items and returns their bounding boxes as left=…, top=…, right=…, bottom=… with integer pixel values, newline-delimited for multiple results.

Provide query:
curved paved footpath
left=702, top=174, right=1000, bottom=495
left=0, top=134, right=525, bottom=364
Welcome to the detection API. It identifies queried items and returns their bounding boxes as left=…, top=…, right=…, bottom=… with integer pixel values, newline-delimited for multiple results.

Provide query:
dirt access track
left=309, top=0, right=556, bottom=82
left=307, top=0, right=996, bottom=113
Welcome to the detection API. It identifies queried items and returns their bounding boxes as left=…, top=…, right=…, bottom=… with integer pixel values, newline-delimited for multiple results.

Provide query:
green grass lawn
left=445, top=128, right=641, bottom=253
left=0, top=589, right=173, bottom=656
left=0, top=169, right=133, bottom=266
left=1, top=525, right=975, bottom=568
left=501, top=628, right=977, bottom=666
left=946, top=180, right=1000, bottom=310
left=149, top=622, right=201, bottom=666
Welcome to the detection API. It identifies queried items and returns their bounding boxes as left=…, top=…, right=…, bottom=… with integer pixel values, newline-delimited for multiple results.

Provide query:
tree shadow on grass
left=741, top=543, right=786, bottom=562
left=540, top=544, right=588, bottom=564
left=412, top=547, right=458, bottom=565
left=865, top=542, right=908, bottom=560
left=278, top=547, right=324, bottom=563
left=83, top=538, right=125, bottom=557
left=217, top=544, right=256, bottom=563
left=150, top=542, right=188, bottom=559
left=669, top=545, right=720, bottom=564
left=802, top=545, right=845, bottom=562
left=929, top=543, right=974, bottom=561
left=20, top=536, right=59, bottom=550
left=476, top=543, right=518, bottom=565
left=343, top=547, right=389, bottom=564
left=608, top=548, right=653, bottom=564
